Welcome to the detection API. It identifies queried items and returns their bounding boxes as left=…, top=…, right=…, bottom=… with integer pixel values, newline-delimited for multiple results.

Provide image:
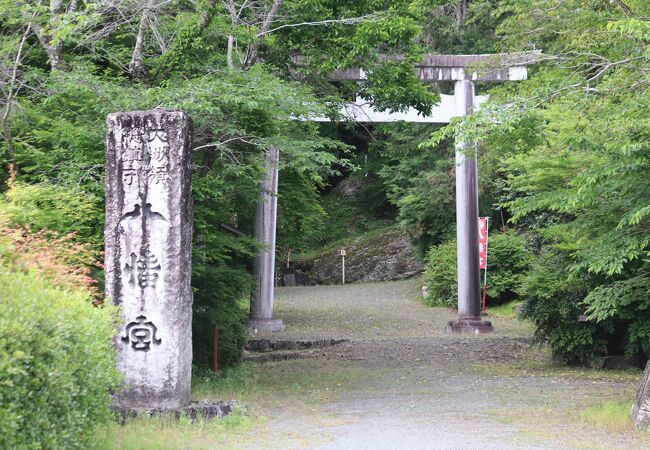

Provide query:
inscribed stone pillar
left=105, top=109, right=193, bottom=410
left=446, top=80, right=492, bottom=334
left=249, top=146, right=284, bottom=332
left=632, top=360, right=650, bottom=428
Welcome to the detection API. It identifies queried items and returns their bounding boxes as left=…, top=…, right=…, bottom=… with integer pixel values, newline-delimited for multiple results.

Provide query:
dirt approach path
left=200, top=280, right=650, bottom=449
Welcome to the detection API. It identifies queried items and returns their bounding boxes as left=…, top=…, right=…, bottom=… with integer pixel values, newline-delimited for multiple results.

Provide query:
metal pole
left=212, top=328, right=220, bottom=372
left=447, top=80, right=493, bottom=333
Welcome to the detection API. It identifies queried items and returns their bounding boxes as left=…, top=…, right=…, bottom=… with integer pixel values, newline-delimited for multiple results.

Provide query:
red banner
left=479, top=217, right=488, bottom=269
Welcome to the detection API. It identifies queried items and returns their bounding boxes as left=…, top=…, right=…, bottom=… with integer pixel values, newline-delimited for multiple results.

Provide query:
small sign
left=339, top=248, right=346, bottom=257
left=479, top=217, right=488, bottom=269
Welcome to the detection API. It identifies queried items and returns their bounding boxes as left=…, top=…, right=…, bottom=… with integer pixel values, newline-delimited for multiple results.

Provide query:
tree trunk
left=34, top=0, right=69, bottom=71
left=2, top=117, right=17, bottom=182
left=198, top=0, right=217, bottom=30
left=242, top=0, right=284, bottom=68
left=456, top=0, right=467, bottom=27
left=129, top=9, right=149, bottom=78
left=2, top=23, right=32, bottom=179
left=40, top=37, right=67, bottom=71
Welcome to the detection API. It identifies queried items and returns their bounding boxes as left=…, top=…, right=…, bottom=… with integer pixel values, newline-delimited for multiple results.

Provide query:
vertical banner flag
left=479, top=217, right=488, bottom=269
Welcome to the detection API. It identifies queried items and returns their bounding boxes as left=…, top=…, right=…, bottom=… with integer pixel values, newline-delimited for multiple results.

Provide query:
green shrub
left=519, top=250, right=610, bottom=364
left=1, top=182, right=102, bottom=248
left=0, top=270, right=119, bottom=449
left=422, top=239, right=457, bottom=307
left=422, top=231, right=531, bottom=307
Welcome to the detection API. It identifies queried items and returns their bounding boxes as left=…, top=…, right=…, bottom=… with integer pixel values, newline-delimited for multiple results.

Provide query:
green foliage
left=192, top=266, right=250, bottom=369
left=423, top=231, right=530, bottom=308
left=277, top=170, right=327, bottom=254
left=418, top=1, right=650, bottom=363
left=374, top=123, right=455, bottom=254
left=422, top=238, right=457, bottom=307
left=519, top=250, right=607, bottom=364
left=0, top=269, right=119, bottom=449
left=0, top=182, right=102, bottom=247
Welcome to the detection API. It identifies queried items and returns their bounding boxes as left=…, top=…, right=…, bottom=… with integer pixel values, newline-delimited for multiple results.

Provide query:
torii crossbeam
left=248, top=52, right=539, bottom=334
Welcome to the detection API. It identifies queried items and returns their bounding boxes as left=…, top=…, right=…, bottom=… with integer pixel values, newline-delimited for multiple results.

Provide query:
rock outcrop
left=298, top=228, right=423, bottom=285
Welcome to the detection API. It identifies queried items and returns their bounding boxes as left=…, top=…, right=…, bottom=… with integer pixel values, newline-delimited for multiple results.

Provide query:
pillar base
left=248, top=318, right=285, bottom=333
left=446, top=319, right=493, bottom=334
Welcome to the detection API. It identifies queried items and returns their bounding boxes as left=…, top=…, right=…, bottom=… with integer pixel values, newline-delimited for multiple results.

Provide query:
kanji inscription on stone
left=121, top=315, right=162, bottom=351
left=105, top=108, right=193, bottom=411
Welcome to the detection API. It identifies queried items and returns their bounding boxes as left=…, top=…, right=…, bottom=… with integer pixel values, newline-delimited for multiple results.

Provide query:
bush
left=422, top=239, right=457, bottom=307
left=422, top=231, right=531, bottom=307
left=0, top=216, right=100, bottom=296
left=1, top=182, right=102, bottom=249
left=519, top=250, right=611, bottom=364
left=0, top=270, right=119, bottom=449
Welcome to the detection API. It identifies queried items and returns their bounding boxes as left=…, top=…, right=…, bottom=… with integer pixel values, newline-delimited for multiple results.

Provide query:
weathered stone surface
left=105, top=109, right=193, bottom=410
left=632, top=359, right=650, bottom=428
left=245, top=338, right=349, bottom=352
left=298, top=228, right=423, bottom=285
left=115, top=400, right=236, bottom=422
left=445, top=319, right=493, bottom=334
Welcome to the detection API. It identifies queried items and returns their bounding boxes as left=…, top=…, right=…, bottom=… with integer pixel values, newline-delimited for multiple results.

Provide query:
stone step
left=245, top=338, right=350, bottom=353
left=244, top=350, right=312, bottom=363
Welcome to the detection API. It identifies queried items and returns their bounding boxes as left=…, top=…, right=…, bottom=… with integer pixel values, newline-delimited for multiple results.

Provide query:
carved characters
left=120, top=128, right=170, bottom=188
left=121, top=315, right=161, bottom=351
left=118, top=127, right=171, bottom=353
left=137, top=246, right=161, bottom=288
left=123, top=252, right=138, bottom=286
left=121, top=246, right=161, bottom=289
left=122, top=129, right=145, bottom=186
left=147, top=129, right=169, bottom=185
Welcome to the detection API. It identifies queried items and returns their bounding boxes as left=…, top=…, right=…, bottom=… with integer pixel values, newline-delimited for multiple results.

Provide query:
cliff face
left=297, top=228, right=423, bottom=285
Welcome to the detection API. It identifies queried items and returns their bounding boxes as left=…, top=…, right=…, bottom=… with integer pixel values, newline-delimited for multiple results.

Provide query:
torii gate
left=248, top=52, right=539, bottom=333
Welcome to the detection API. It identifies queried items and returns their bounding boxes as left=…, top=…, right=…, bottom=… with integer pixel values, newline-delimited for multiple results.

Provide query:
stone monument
left=632, top=360, right=650, bottom=428
left=105, top=109, right=193, bottom=410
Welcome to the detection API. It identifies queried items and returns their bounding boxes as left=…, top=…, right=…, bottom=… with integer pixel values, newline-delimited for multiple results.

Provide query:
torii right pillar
left=415, top=52, right=541, bottom=334
left=445, top=79, right=492, bottom=334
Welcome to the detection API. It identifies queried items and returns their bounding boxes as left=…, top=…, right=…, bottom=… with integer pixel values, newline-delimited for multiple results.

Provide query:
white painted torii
left=248, top=52, right=539, bottom=333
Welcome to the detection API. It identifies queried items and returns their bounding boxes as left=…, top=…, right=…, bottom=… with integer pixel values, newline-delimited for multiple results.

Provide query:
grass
left=192, top=361, right=385, bottom=405
left=88, top=405, right=255, bottom=450
left=488, top=300, right=522, bottom=319
left=579, top=401, right=633, bottom=432
left=87, top=359, right=381, bottom=450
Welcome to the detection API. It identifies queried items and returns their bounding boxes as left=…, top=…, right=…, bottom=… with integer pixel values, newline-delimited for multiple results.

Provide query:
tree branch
left=256, top=13, right=384, bottom=37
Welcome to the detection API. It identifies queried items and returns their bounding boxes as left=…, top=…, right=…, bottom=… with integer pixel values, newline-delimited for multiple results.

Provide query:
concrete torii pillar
left=403, top=53, right=538, bottom=333
left=249, top=146, right=285, bottom=332
left=445, top=79, right=492, bottom=333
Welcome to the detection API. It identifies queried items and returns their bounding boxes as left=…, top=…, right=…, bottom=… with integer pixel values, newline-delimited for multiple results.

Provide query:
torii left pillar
left=249, top=146, right=285, bottom=332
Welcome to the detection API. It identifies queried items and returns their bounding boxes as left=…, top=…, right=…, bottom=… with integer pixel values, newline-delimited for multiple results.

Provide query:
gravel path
left=216, top=280, right=649, bottom=449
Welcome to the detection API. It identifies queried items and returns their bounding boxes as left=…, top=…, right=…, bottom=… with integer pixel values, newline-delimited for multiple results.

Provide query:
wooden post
left=249, top=146, right=284, bottom=332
